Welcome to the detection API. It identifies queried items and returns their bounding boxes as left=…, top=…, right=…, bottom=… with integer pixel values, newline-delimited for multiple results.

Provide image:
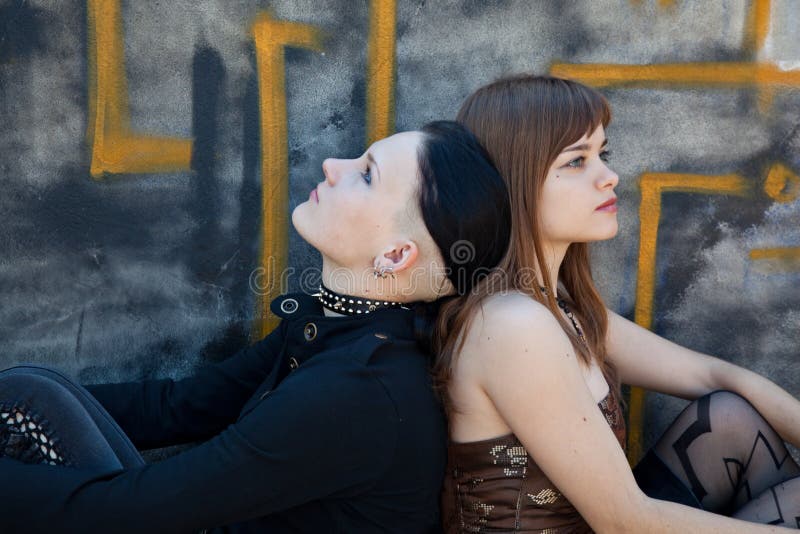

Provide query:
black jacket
left=0, top=293, right=447, bottom=533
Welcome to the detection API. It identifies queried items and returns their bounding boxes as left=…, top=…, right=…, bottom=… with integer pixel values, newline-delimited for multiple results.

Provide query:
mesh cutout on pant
left=0, top=402, right=70, bottom=466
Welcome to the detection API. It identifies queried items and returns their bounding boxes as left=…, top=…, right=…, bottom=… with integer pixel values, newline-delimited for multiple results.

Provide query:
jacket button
left=280, top=298, right=298, bottom=314
left=303, top=323, right=317, bottom=341
left=288, top=357, right=299, bottom=370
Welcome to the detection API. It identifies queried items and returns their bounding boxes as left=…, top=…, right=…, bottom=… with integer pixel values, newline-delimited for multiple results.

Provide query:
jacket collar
left=270, top=292, right=418, bottom=346
left=270, top=292, right=322, bottom=319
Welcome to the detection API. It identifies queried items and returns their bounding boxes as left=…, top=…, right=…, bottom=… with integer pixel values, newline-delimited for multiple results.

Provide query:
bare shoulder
left=471, top=291, right=555, bottom=331
left=460, top=291, right=572, bottom=368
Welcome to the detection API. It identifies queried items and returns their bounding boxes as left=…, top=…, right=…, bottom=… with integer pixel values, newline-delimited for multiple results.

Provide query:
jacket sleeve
left=0, top=356, right=399, bottom=533
left=84, top=321, right=287, bottom=449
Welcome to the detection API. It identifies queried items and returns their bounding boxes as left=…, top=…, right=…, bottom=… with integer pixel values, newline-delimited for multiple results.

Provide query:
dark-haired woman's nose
left=322, top=158, right=341, bottom=187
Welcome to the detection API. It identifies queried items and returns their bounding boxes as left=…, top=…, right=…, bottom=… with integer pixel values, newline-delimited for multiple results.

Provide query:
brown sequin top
left=442, top=386, right=626, bottom=533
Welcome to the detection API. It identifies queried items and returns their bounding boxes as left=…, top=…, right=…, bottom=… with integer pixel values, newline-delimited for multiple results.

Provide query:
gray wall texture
left=0, top=0, right=798, bottom=459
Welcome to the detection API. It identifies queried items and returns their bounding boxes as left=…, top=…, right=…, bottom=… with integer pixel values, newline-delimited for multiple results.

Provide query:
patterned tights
left=654, top=391, right=800, bottom=527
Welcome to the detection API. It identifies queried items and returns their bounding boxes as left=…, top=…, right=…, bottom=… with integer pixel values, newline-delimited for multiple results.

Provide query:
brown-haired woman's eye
left=565, top=157, right=584, bottom=169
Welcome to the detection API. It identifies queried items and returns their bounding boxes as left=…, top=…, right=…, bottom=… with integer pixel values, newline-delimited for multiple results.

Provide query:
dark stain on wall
left=346, top=76, right=366, bottom=150
left=189, top=43, right=227, bottom=282
left=289, top=144, right=309, bottom=166
left=551, top=5, right=594, bottom=59
left=653, top=146, right=782, bottom=335
left=0, top=1, right=47, bottom=63
left=235, top=53, right=262, bottom=334
left=284, top=46, right=317, bottom=67
left=458, top=0, right=512, bottom=20
left=326, top=110, right=346, bottom=131
left=33, top=172, right=179, bottom=253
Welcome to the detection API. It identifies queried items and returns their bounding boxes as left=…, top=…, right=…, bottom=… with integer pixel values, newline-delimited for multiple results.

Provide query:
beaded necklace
left=540, top=286, right=586, bottom=345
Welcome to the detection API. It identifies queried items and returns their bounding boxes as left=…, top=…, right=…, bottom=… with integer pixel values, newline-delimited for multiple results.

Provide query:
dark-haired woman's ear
left=373, top=241, right=419, bottom=276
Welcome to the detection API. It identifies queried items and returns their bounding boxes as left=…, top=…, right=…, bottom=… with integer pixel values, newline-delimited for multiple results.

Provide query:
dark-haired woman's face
left=540, top=125, right=619, bottom=247
left=292, top=131, right=424, bottom=271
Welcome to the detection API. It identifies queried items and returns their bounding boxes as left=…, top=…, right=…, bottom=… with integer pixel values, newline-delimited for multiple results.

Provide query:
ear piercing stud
left=373, top=266, right=396, bottom=279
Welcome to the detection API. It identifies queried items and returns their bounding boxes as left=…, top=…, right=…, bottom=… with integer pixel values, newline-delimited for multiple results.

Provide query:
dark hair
left=412, top=120, right=512, bottom=351
left=417, top=120, right=511, bottom=296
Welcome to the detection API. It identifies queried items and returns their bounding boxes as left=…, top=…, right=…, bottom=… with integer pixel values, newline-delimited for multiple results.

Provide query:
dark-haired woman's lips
left=310, top=187, right=319, bottom=203
left=595, top=197, right=617, bottom=212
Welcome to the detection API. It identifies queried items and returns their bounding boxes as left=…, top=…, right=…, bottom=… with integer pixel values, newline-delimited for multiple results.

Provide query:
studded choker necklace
left=316, top=284, right=405, bottom=316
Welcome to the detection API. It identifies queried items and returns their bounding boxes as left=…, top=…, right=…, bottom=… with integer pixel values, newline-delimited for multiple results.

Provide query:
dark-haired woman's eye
left=600, top=150, right=611, bottom=163
left=361, top=168, right=372, bottom=185
left=565, top=157, right=584, bottom=169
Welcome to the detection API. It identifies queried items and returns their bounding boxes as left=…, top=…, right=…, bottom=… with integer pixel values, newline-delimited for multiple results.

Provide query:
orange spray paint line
left=251, top=12, right=322, bottom=339
left=87, top=0, right=192, bottom=178
left=366, top=0, right=397, bottom=145
left=628, top=173, right=749, bottom=464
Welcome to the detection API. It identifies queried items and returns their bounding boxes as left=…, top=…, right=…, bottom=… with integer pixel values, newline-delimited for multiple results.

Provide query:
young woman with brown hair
left=436, top=74, right=800, bottom=532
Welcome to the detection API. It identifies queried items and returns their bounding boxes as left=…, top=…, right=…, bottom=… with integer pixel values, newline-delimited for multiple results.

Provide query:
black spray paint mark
left=0, top=1, right=47, bottom=63
left=235, top=48, right=261, bottom=328
left=189, top=43, right=227, bottom=282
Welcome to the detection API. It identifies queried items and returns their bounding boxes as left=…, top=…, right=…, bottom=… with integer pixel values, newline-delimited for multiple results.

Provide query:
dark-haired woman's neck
left=320, top=260, right=398, bottom=317
left=319, top=256, right=447, bottom=308
left=321, top=261, right=376, bottom=297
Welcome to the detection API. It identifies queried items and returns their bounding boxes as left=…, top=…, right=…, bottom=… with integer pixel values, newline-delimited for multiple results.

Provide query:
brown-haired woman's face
left=539, top=125, right=619, bottom=247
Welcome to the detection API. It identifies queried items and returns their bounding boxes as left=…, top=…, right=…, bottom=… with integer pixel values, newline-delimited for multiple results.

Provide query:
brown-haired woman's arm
left=460, top=294, right=792, bottom=533
left=605, top=308, right=800, bottom=448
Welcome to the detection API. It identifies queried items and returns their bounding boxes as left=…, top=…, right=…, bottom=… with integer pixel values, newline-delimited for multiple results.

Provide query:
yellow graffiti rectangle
left=87, top=0, right=192, bottom=178
left=744, top=0, right=772, bottom=54
left=366, top=0, right=397, bottom=145
left=749, top=247, right=800, bottom=273
left=550, top=62, right=800, bottom=89
left=627, top=173, right=749, bottom=464
left=251, top=12, right=322, bottom=338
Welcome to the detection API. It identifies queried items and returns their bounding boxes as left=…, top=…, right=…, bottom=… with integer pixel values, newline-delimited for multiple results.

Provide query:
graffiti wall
left=1, top=0, right=798, bottom=461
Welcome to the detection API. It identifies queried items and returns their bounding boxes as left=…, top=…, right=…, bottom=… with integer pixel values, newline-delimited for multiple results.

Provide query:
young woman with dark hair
left=435, top=74, right=800, bottom=532
left=0, top=121, right=511, bottom=533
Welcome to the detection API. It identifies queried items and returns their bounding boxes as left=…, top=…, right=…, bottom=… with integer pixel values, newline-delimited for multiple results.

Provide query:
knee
left=1, top=365, right=68, bottom=380
left=703, top=390, right=761, bottom=427
left=0, top=366, right=82, bottom=412
left=0, top=365, right=76, bottom=391
left=704, top=389, right=748, bottom=404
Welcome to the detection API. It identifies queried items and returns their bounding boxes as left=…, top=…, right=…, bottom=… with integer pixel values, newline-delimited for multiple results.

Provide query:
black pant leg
left=0, top=365, right=144, bottom=469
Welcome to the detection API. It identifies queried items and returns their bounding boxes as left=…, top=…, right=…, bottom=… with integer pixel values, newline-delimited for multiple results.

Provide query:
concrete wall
left=1, top=0, right=798, bottom=460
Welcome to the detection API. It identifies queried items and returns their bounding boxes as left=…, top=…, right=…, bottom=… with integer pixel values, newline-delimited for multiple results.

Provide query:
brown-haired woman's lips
left=595, top=197, right=617, bottom=211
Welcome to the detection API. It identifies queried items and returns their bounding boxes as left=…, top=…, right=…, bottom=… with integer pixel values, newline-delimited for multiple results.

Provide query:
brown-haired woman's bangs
left=548, top=79, right=612, bottom=158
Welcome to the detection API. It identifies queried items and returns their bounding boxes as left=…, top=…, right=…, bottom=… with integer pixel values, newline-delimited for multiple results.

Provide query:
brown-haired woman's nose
left=599, top=166, right=619, bottom=189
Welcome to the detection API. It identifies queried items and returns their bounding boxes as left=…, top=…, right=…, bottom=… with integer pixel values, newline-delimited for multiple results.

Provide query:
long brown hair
left=433, top=74, right=618, bottom=404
